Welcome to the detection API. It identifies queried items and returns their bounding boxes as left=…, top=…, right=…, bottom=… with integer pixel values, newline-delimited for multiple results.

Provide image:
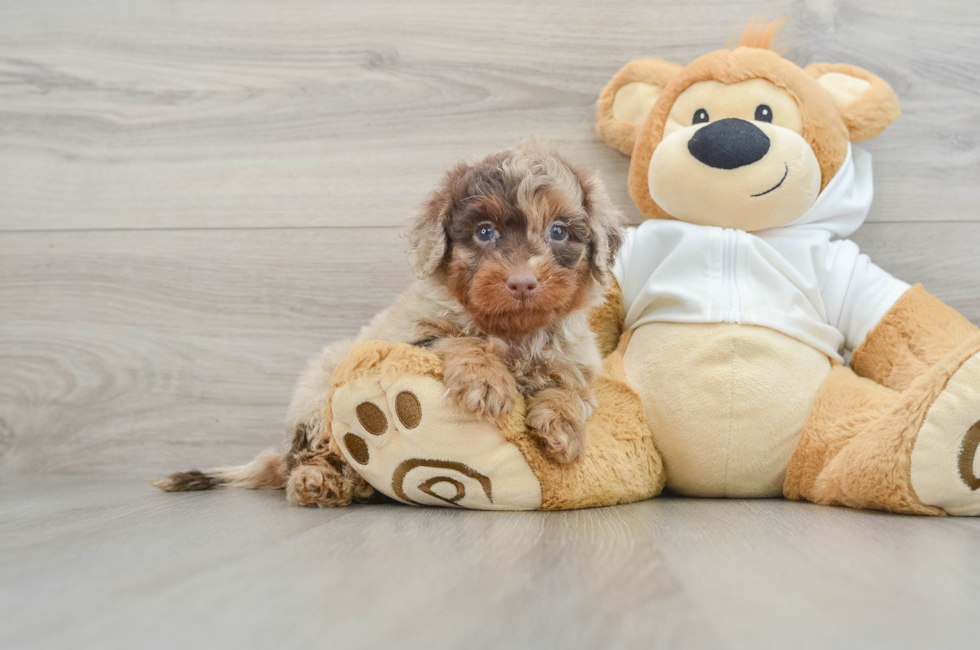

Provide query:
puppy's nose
left=506, top=273, right=538, bottom=300
left=688, top=118, right=770, bottom=169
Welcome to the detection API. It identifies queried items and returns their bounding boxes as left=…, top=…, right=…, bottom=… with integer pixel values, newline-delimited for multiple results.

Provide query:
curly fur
left=152, top=140, right=625, bottom=507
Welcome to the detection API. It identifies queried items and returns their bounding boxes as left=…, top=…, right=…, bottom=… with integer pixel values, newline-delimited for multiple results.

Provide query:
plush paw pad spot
left=959, top=420, right=980, bottom=491
left=343, top=433, right=370, bottom=465
left=329, top=364, right=544, bottom=510
left=395, top=391, right=422, bottom=429
left=418, top=476, right=466, bottom=505
left=392, top=458, right=493, bottom=506
left=356, top=402, right=387, bottom=435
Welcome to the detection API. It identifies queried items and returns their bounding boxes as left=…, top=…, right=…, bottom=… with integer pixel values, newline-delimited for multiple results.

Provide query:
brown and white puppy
left=151, top=140, right=624, bottom=507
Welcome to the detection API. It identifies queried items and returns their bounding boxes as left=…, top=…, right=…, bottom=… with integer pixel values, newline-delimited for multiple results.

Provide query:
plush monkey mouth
left=750, top=163, right=789, bottom=197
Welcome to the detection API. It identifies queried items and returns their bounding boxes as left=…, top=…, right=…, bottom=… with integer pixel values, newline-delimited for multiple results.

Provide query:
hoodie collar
left=781, top=144, right=874, bottom=239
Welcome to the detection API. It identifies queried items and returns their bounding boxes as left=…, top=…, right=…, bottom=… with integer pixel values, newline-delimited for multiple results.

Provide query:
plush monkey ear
left=406, top=165, right=463, bottom=279
left=805, top=63, right=901, bottom=142
left=596, top=58, right=683, bottom=155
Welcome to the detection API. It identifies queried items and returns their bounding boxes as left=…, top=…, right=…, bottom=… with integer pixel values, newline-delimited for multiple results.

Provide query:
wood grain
left=0, top=227, right=412, bottom=474
left=1, top=476, right=978, bottom=650
left=3, top=3, right=980, bottom=646
left=1, top=0, right=980, bottom=230
left=2, top=223, right=979, bottom=476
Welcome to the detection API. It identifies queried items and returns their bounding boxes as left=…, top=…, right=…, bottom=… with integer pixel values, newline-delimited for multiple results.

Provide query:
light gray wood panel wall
left=2, top=0, right=980, bottom=231
left=2, top=223, right=980, bottom=475
left=0, top=227, right=413, bottom=474
left=2, top=0, right=979, bottom=475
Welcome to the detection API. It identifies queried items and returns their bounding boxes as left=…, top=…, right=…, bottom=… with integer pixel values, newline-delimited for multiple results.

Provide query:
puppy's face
left=408, top=143, right=623, bottom=339
left=446, top=177, right=593, bottom=338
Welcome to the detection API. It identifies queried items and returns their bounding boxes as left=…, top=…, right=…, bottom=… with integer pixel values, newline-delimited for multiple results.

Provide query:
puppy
left=151, top=140, right=625, bottom=507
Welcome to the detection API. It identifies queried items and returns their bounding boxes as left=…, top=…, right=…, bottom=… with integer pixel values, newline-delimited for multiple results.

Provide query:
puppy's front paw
left=442, top=363, right=519, bottom=421
left=434, top=338, right=519, bottom=422
left=526, top=388, right=587, bottom=465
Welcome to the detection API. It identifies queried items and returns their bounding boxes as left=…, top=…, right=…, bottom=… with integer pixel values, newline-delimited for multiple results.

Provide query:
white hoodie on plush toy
left=611, top=144, right=912, bottom=498
left=613, top=144, right=909, bottom=361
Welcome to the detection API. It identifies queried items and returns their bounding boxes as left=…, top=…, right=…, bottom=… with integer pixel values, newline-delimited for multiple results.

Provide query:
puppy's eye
left=549, top=224, right=568, bottom=241
left=754, top=104, right=773, bottom=122
left=693, top=108, right=710, bottom=124
left=475, top=224, right=495, bottom=243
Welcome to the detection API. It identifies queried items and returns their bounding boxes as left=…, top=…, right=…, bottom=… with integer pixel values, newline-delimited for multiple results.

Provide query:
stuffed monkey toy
left=593, top=20, right=980, bottom=515
left=330, top=20, right=980, bottom=515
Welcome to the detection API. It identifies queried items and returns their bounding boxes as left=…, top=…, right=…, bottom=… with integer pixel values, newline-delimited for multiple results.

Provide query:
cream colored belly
left=623, top=322, right=832, bottom=498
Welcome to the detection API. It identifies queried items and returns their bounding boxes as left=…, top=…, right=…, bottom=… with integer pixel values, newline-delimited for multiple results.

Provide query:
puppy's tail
left=148, top=448, right=285, bottom=492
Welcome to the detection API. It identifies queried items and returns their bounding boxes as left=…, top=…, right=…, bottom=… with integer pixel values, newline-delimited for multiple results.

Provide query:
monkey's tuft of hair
left=148, top=470, right=226, bottom=492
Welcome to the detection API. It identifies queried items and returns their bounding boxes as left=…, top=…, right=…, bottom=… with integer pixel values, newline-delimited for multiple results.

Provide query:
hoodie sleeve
left=822, top=239, right=911, bottom=353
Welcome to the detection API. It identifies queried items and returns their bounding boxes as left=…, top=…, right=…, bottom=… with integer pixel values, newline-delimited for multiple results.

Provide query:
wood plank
left=1, top=222, right=978, bottom=476
left=0, top=227, right=413, bottom=474
left=2, top=0, right=980, bottom=231
left=1, top=476, right=977, bottom=650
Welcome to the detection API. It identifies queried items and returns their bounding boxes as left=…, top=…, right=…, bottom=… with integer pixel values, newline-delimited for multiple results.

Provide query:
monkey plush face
left=650, top=77, right=820, bottom=229
left=596, top=22, right=901, bottom=231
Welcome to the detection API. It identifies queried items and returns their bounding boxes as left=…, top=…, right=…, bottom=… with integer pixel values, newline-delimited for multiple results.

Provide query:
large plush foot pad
left=327, top=340, right=664, bottom=511
left=328, top=343, right=543, bottom=510
left=911, top=347, right=980, bottom=515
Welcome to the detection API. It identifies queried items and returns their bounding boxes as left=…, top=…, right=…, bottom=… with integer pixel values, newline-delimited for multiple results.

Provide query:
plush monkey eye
left=475, top=224, right=496, bottom=243
left=754, top=104, right=773, bottom=122
left=693, top=108, right=710, bottom=124
left=549, top=224, right=568, bottom=241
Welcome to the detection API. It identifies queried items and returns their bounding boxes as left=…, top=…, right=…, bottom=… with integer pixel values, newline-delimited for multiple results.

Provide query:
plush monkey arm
left=821, top=239, right=910, bottom=354
left=589, top=277, right=626, bottom=357
left=820, top=239, right=979, bottom=392
left=850, top=284, right=980, bottom=392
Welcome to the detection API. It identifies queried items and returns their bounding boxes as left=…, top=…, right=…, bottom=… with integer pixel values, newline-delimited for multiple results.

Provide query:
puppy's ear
left=406, top=163, right=464, bottom=279
left=805, top=63, right=901, bottom=141
left=596, top=58, right=683, bottom=155
left=576, top=169, right=625, bottom=283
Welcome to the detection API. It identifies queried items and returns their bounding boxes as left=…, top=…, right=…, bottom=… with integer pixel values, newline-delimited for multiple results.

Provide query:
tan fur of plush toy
left=155, top=20, right=980, bottom=515
left=326, top=332, right=663, bottom=510
left=321, top=19, right=980, bottom=514
left=597, top=31, right=900, bottom=224
left=595, top=19, right=980, bottom=516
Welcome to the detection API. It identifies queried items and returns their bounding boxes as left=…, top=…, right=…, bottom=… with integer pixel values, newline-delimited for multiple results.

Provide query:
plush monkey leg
left=327, top=338, right=664, bottom=510
left=785, top=331, right=980, bottom=515
left=512, top=332, right=666, bottom=509
left=784, top=367, right=912, bottom=512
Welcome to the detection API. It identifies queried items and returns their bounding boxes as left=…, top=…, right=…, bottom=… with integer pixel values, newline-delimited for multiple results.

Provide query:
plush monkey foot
left=910, top=340, right=980, bottom=516
left=324, top=340, right=664, bottom=511
left=328, top=344, right=543, bottom=510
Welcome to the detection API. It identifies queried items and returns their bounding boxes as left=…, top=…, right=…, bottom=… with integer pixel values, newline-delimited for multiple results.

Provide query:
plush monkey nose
left=688, top=118, right=771, bottom=169
left=506, top=273, right=539, bottom=300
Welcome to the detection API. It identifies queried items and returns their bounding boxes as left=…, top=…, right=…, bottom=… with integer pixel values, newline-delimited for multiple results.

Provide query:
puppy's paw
left=346, top=464, right=377, bottom=502
left=434, top=338, right=519, bottom=422
left=442, top=365, right=519, bottom=422
left=526, top=388, right=587, bottom=465
left=286, top=464, right=353, bottom=508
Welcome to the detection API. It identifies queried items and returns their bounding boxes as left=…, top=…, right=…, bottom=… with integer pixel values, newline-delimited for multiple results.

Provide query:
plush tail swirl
left=148, top=448, right=285, bottom=492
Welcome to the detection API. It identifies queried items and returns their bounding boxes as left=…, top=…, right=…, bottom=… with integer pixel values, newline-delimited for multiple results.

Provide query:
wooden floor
left=3, top=1, right=980, bottom=647
left=1, top=476, right=978, bottom=650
